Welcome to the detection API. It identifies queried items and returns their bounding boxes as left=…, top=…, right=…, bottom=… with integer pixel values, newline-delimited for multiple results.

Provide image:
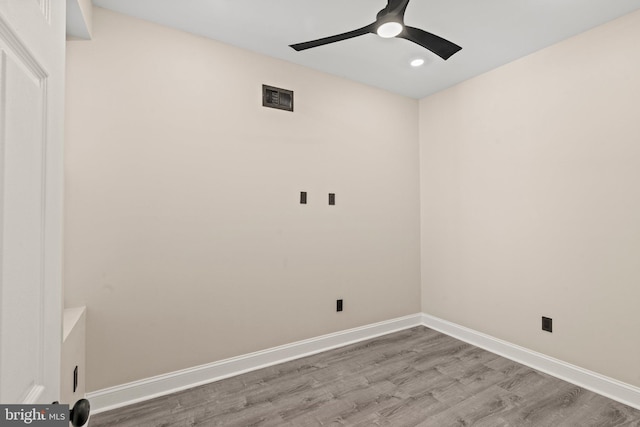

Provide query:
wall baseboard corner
left=421, top=313, right=640, bottom=411
left=87, top=312, right=640, bottom=414
left=86, top=313, right=423, bottom=414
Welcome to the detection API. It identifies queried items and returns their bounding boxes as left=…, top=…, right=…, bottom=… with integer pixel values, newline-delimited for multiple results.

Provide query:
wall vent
left=263, top=85, right=293, bottom=112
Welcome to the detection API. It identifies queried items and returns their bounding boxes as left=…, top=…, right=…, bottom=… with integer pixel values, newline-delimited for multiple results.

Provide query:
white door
left=0, top=0, right=66, bottom=404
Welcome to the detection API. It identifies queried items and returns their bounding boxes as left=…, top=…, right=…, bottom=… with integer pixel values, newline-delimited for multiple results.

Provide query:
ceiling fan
left=289, top=0, right=462, bottom=60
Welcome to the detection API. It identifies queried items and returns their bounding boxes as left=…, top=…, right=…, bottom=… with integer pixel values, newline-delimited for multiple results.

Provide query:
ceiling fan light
left=377, top=22, right=403, bottom=38
left=410, top=58, right=425, bottom=67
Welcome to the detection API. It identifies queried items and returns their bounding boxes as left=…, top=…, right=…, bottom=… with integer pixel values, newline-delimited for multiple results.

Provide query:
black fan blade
left=399, top=26, right=461, bottom=60
left=290, top=24, right=375, bottom=51
left=384, top=0, right=410, bottom=16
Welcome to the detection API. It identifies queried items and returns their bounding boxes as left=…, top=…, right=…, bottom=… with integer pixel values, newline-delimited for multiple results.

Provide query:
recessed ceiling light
left=410, top=58, right=425, bottom=67
left=377, top=22, right=403, bottom=38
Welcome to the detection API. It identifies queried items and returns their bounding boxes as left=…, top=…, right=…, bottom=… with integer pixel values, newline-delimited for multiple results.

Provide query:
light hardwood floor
left=90, top=326, right=640, bottom=426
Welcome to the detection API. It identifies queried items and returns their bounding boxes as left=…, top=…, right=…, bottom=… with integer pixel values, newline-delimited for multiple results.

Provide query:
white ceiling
left=92, top=0, right=640, bottom=99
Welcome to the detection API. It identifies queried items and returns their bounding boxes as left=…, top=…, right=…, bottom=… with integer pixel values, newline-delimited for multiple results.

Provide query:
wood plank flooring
left=90, top=326, right=640, bottom=426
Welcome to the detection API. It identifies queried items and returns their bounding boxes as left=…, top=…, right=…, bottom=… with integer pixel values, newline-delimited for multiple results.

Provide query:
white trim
left=0, top=17, right=48, bottom=80
left=87, top=312, right=640, bottom=414
left=87, top=313, right=423, bottom=414
left=39, top=0, right=51, bottom=23
left=22, top=385, right=44, bottom=404
left=421, top=313, right=640, bottom=411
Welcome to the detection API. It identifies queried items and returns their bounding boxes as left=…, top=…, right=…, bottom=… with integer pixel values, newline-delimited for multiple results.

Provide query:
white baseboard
left=87, top=313, right=423, bottom=414
left=421, top=313, right=640, bottom=411
left=87, top=312, right=640, bottom=414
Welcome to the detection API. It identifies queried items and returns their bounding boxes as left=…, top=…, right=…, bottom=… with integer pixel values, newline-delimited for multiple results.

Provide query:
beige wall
left=68, top=5, right=640, bottom=395
left=420, top=10, right=640, bottom=387
left=65, top=8, right=421, bottom=391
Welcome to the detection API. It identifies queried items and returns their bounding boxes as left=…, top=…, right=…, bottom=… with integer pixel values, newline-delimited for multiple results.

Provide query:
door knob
left=70, top=399, right=90, bottom=427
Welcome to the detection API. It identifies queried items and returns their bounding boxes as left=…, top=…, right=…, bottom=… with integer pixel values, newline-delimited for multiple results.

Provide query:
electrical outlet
left=328, top=193, right=336, bottom=206
left=336, top=299, right=343, bottom=312
left=542, top=316, right=552, bottom=333
left=300, top=191, right=307, bottom=204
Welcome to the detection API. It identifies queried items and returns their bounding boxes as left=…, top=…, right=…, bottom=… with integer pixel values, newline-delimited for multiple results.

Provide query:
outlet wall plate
left=542, top=316, right=553, bottom=332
